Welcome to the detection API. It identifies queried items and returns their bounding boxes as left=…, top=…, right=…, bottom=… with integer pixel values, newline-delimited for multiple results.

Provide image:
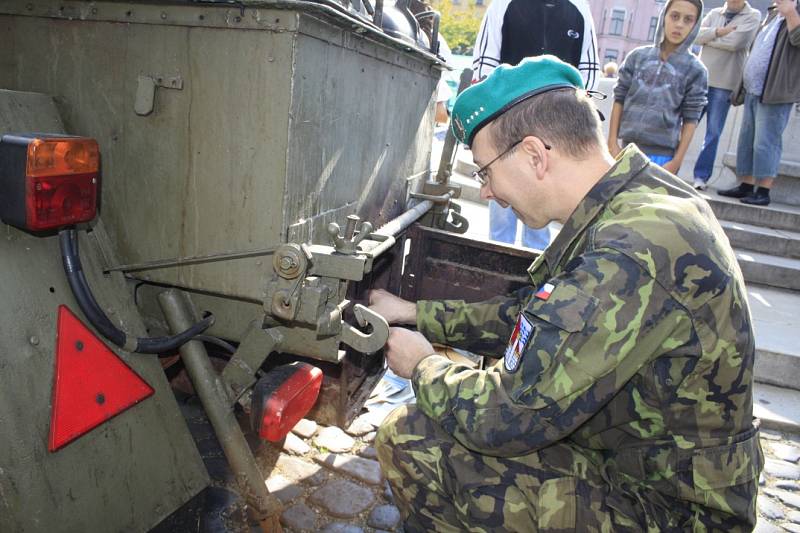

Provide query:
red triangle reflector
left=48, top=305, right=154, bottom=452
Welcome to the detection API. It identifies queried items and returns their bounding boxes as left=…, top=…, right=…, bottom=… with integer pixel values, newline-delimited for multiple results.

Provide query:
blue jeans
left=489, top=201, right=551, bottom=250
left=693, top=87, right=732, bottom=182
left=736, top=93, right=793, bottom=180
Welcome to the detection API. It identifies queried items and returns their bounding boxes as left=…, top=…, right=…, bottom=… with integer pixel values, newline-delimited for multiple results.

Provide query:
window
left=647, top=16, right=658, bottom=41
left=604, top=49, right=619, bottom=64
left=609, top=9, right=625, bottom=36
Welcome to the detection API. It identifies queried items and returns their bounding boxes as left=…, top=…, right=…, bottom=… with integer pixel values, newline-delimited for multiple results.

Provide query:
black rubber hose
left=60, top=229, right=126, bottom=346
left=59, top=228, right=214, bottom=354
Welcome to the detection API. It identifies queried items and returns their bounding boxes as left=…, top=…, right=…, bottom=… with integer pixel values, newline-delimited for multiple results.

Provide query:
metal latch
left=134, top=75, right=184, bottom=116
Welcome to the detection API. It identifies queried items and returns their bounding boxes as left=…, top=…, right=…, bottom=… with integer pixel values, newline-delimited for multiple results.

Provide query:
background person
left=692, top=0, right=761, bottom=190
left=371, top=56, right=761, bottom=533
left=471, top=0, right=598, bottom=251
left=603, top=60, right=619, bottom=78
left=607, top=0, right=708, bottom=174
left=718, top=0, right=800, bottom=206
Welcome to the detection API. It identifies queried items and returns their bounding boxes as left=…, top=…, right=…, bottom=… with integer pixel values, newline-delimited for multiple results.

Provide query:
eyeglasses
left=471, top=139, right=551, bottom=186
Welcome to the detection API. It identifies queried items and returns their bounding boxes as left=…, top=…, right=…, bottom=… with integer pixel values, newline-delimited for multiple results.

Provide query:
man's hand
left=716, top=25, right=737, bottom=37
left=662, top=159, right=681, bottom=174
left=368, top=289, right=417, bottom=325
left=384, top=327, right=436, bottom=379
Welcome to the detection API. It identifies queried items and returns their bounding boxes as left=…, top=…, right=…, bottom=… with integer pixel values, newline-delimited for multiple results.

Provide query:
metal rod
left=372, top=0, right=383, bottom=28
left=157, top=289, right=281, bottom=523
left=105, top=246, right=278, bottom=273
left=435, top=68, right=473, bottom=184
left=374, top=199, right=434, bottom=238
left=409, top=191, right=453, bottom=203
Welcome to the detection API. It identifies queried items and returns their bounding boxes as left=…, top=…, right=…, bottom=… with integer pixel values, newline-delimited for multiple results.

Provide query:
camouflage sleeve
left=415, top=285, right=534, bottom=356
left=411, top=247, right=694, bottom=457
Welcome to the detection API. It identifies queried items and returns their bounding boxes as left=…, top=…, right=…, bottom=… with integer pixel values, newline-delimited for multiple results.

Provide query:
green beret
left=451, top=55, right=583, bottom=147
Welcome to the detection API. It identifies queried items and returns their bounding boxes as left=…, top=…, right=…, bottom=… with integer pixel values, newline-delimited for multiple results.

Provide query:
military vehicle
left=0, top=0, right=536, bottom=530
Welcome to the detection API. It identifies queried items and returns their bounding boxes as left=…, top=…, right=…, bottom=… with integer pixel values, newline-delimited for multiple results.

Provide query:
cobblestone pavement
left=755, top=428, right=800, bottom=533
left=157, top=395, right=799, bottom=532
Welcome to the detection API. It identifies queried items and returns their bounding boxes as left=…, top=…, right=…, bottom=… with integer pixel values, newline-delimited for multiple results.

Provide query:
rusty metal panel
left=403, top=225, right=538, bottom=302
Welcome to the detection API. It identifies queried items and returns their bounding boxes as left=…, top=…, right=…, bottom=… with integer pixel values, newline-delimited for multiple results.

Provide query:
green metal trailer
left=0, top=1, right=537, bottom=530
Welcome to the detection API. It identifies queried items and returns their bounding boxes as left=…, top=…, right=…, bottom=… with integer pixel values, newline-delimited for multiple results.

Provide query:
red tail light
left=251, top=363, right=323, bottom=442
left=49, top=306, right=154, bottom=452
left=0, top=134, right=99, bottom=231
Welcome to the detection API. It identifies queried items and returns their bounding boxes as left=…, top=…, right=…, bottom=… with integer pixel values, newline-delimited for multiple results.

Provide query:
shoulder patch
left=504, top=313, right=534, bottom=373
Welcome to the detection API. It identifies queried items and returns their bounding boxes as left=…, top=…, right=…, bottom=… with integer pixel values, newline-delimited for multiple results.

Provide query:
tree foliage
left=432, top=0, right=483, bottom=56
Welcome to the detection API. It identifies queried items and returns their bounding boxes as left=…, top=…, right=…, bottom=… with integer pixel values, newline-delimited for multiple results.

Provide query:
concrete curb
left=754, top=383, right=800, bottom=433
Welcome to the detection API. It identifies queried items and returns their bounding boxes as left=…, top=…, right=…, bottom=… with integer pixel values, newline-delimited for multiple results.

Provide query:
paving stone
left=320, top=523, right=364, bottom=533
left=787, top=509, right=800, bottom=523
left=777, top=480, right=800, bottom=491
left=770, top=443, right=800, bottom=464
left=265, top=473, right=304, bottom=504
left=309, top=479, right=376, bottom=518
left=276, top=455, right=325, bottom=485
left=283, top=432, right=311, bottom=455
left=764, top=458, right=800, bottom=480
left=363, top=431, right=377, bottom=444
left=784, top=523, right=800, bottom=533
left=314, top=426, right=356, bottom=453
left=384, top=483, right=393, bottom=502
left=293, top=418, right=318, bottom=439
left=280, top=502, right=318, bottom=531
left=314, top=453, right=384, bottom=486
left=760, top=472, right=767, bottom=486
left=368, top=504, right=401, bottom=530
left=753, top=520, right=782, bottom=533
left=774, top=490, right=800, bottom=510
left=761, top=430, right=783, bottom=441
left=346, top=415, right=376, bottom=436
left=360, top=446, right=378, bottom=460
left=758, top=496, right=785, bottom=521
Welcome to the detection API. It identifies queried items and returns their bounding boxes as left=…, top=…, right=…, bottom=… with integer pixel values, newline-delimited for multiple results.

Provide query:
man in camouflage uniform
left=369, top=55, right=762, bottom=532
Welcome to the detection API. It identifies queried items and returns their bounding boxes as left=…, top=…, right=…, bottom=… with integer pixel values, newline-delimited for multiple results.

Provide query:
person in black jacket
left=471, top=0, right=598, bottom=251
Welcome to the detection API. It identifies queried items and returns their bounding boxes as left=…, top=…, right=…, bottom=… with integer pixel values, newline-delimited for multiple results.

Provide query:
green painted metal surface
left=0, top=89, right=209, bottom=533
left=0, top=0, right=441, bottom=312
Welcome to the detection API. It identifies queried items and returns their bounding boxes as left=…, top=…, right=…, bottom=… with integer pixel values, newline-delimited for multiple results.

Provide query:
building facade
left=591, top=0, right=666, bottom=67
left=591, top=0, right=769, bottom=67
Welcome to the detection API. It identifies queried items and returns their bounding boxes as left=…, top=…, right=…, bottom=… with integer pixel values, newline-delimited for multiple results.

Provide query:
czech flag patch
left=504, top=314, right=533, bottom=373
left=535, top=282, right=555, bottom=300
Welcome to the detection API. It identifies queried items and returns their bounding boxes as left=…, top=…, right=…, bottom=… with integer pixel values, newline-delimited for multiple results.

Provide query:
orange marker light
left=27, top=137, right=99, bottom=177
left=1, top=134, right=100, bottom=231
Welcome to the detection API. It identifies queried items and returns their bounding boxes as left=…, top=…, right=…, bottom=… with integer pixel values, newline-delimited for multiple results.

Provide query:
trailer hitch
left=340, top=304, right=389, bottom=354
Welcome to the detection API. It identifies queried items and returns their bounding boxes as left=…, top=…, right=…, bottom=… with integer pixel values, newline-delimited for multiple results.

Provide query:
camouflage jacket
left=413, top=145, right=762, bottom=525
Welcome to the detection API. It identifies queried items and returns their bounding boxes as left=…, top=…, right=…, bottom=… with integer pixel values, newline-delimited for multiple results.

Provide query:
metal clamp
left=340, top=304, right=389, bottom=354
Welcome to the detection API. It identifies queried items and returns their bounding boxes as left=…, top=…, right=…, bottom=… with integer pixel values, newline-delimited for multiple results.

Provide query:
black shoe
left=741, top=193, right=771, bottom=206
left=718, top=183, right=754, bottom=198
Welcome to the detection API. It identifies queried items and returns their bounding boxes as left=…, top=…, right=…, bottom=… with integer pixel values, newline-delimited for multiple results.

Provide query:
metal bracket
left=340, top=304, right=389, bottom=354
left=134, top=75, right=184, bottom=116
left=220, top=322, right=284, bottom=405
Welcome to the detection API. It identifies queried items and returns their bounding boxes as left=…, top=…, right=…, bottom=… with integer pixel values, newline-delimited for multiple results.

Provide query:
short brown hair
left=489, top=88, right=604, bottom=160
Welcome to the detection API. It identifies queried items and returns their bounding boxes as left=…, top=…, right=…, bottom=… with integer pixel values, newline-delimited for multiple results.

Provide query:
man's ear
left=520, top=136, right=549, bottom=177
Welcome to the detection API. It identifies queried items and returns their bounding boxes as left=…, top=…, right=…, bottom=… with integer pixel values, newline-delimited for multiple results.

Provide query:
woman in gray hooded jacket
left=607, top=0, right=708, bottom=175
